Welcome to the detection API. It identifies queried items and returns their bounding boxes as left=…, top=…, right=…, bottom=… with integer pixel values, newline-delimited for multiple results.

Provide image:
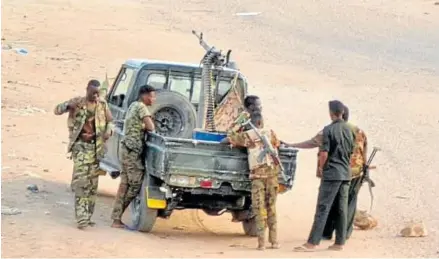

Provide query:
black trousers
left=307, top=180, right=350, bottom=246
left=322, top=176, right=362, bottom=240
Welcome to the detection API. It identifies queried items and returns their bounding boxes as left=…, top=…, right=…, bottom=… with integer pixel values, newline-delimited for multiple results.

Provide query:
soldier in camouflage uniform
left=226, top=112, right=281, bottom=250
left=111, top=85, right=156, bottom=228
left=54, top=79, right=114, bottom=229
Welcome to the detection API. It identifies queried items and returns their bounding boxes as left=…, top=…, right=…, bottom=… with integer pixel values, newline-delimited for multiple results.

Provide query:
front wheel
left=242, top=217, right=258, bottom=237
left=130, top=176, right=158, bottom=232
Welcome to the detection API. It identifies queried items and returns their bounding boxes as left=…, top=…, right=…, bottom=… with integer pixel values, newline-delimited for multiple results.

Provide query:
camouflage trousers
left=111, top=145, right=145, bottom=220
left=71, top=141, right=100, bottom=227
left=251, top=169, right=279, bottom=246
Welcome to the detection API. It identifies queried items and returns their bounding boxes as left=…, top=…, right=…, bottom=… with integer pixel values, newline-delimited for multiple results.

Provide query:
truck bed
left=145, top=132, right=299, bottom=194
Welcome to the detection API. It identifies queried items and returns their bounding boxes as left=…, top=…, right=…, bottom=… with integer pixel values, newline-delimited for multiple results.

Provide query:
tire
left=242, top=218, right=258, bottom=237
left=130, top=175, right=158, bottom=232
left=150, top=91, right=197, bottom=139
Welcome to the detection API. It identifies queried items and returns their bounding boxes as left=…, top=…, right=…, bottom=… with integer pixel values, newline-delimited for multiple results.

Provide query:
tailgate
left=145, top=133, right=298, bottom=192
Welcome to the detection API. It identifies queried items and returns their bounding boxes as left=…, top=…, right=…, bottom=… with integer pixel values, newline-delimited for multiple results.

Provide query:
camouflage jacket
left=54, top=96, right=113, bottom=160
left=121, top=101, right=151, bottom=154
left=346, top=122, right=367, bottom=178
left=228, top=127, right=281, bottom=173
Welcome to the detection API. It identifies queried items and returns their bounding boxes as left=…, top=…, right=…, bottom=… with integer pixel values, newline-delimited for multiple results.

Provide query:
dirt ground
left=1, top=0, right=439, bottom=257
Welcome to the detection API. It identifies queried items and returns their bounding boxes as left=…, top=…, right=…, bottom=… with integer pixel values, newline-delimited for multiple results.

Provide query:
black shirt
left=319, top=119, right=355, bottom=181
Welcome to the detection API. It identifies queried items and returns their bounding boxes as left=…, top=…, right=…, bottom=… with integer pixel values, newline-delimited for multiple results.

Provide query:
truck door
left=100, top=66, right=137, bottom=173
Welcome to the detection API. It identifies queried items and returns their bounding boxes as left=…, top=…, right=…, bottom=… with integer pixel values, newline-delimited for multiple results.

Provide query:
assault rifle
left=241, top=119, right=288, bottom=182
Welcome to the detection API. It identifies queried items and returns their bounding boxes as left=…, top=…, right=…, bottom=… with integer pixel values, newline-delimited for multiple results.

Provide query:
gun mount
left=192, top=30, right=237, bottom=132
left=192, top=30, right=233, bottom=68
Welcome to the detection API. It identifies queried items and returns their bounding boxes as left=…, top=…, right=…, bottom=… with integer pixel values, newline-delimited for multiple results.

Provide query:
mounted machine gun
left=192, top=30, right=236, bottom=132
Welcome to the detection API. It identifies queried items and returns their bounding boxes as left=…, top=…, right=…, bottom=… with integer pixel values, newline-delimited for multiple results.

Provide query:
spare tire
left=150, top=90, right=197, bottom=139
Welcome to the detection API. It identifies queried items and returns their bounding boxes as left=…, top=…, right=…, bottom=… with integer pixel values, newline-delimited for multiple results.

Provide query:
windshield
left=144, top=71, right=245, bottom=105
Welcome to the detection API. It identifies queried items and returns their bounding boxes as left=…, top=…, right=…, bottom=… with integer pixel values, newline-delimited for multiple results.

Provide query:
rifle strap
left=367, top=181, right=374, bottom=213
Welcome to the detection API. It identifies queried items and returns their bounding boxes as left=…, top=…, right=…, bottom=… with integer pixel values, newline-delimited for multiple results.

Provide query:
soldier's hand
left=220, top=137, right=230, bottom=144
left=103, top=132, right=111, bottom=141
left=316, top=168, right=323, bottom=178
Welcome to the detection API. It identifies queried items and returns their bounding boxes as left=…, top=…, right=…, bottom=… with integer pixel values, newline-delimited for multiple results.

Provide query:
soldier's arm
left=284, top=130, right=323, bottom=149
left=53, top=97, right=80, bottom=115
left=318, top=127, right=330, bottom=171
left=362, top=131, right=368, bottom=164
left=270, top=130, right=281, bottom=149
left=104, top=103, right=114, bottom=136
left=227, top=132, right=250, bottom=148
left=139, top=104, right=155, bottom=132
left=226, top=112, right=248, bottom=135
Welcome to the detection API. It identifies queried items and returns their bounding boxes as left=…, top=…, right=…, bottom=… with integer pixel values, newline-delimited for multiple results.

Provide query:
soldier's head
left=250, top=112, right=264, bottom=129
left=328, top=100, right=345, bottom=121
left=86, top=79, right=101, bottom=102
left=343, top=105, right=349, bottom=122
left=244, top=95, right=262, bottom=113
left=138, top=85, right=156, bottom=105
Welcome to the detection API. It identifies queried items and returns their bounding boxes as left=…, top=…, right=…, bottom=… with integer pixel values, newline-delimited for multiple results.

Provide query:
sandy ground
left=1, top=0, right=439, bottom=257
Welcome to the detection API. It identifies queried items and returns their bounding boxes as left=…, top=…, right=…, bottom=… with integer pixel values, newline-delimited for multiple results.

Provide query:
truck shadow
left=126, top=203, right=252, bottom=240
left=1, top=177, right=251, bottom=241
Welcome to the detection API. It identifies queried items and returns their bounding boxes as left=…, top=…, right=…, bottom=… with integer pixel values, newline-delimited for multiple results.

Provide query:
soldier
left=111, top=85, right=156, bottom=228
left=54, top=79, right=114, bottom=229
left=322, top=106, right=368, bottom=240
left=225, top=95, right=262, bottom=224
left=294, top=100, right=354, bottom=252
left=284, top=106, right=368, bottom=241
left=225, top=112, right=281, bottom=250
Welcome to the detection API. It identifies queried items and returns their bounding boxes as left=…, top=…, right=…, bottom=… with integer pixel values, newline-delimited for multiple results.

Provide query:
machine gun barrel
left=192, top=30, right=215, bottom=53
left=192, top=30, right=229, bottom=66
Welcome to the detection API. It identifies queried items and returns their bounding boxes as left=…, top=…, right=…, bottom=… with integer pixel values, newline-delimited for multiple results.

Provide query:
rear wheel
left=130, top=175, right=158, bottom=232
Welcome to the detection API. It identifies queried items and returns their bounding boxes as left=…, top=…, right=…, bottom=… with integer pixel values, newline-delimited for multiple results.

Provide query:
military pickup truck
left=99, top=59, right=299, bottom=236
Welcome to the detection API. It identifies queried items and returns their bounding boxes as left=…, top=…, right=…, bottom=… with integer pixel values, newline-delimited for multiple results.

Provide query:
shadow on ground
left=1, top=177, right=251, bottom=241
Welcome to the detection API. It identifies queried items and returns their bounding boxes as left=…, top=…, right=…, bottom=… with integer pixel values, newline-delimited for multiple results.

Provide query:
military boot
left=268, top=222, right=279, bottom=249
left=257, top=236, right=265, bottom=251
